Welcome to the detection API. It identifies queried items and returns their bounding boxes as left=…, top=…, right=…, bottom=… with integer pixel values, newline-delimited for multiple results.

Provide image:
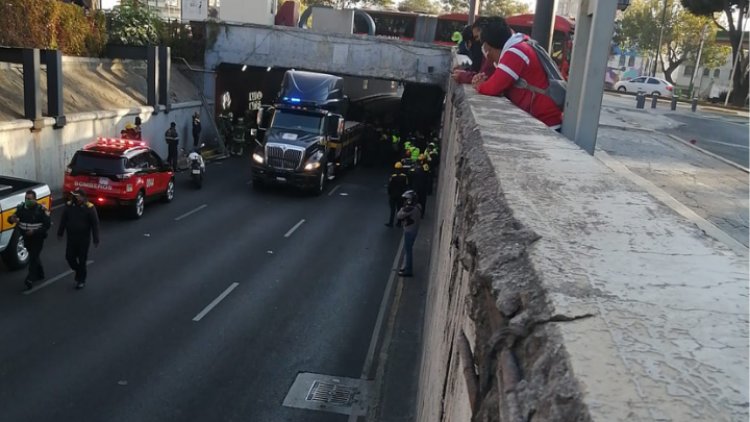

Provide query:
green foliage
left=0, top=0, right=107, bottom=56
left=620, top=0, right=730, bottom=84
left=108, top=0, right=163, bottom=46
left=398, top=0, right=440, bottom=14
left=681, top=0, right=749, bottom=105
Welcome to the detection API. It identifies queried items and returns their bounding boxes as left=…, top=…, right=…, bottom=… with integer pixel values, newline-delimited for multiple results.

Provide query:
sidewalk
left=369, top=198, right=434, bottom=422
left=597, top=111, right=749, bottom=249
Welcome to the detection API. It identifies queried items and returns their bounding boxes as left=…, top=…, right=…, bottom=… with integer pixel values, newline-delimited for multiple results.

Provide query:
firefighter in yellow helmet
left=386, top=162, right=409, bottom=227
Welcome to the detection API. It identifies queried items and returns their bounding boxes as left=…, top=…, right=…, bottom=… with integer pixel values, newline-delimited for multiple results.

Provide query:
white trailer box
left=219, top=0, right=276, bottom=26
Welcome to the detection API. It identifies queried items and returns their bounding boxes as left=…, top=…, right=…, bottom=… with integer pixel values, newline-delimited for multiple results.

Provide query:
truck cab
left=251, top=70, right=362, bottom=195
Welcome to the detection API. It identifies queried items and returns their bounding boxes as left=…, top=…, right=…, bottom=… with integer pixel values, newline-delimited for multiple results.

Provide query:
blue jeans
left=402, top=231, right=417, bottom=274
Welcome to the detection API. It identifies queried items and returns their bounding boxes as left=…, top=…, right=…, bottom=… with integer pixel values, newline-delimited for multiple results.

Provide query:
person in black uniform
left=410, top=162, right=430, bottom=218
left=57, top=189, right=100, bottom=290
left=165, top=122, right=180, bottom=171
left=7, top=190, right=51, bottom=290
left=192, top=112, right=202, bottom=148
left=386, top=162, right=409, bottom=228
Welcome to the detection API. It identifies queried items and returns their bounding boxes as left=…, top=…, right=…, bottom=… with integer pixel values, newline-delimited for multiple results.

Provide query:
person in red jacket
left=472, top=17, right=563, bottom=130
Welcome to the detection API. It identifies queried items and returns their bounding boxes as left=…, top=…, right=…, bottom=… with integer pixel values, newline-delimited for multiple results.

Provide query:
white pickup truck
left=0, top=176, right=51, bottom=270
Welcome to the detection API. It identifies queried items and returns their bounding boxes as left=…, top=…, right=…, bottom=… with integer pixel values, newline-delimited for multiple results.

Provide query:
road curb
left=599, top=124, right=656, bottom=134
left=665, top=134, right=749, bottom=173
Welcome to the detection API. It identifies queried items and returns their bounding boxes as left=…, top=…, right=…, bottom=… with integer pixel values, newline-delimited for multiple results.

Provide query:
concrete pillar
left=691, top=98, right=698, bottom=112
left=531, top=0, right=558, bottom=53
left=636, top=93, right=645, bottom=109
left=147, top=46, right=159, bottom=113
left=159, top=46, right=171, bottom=113
left=22, top=49, right=41, bottom=123
left=651, top=95, right=658, bottom=109
left=44, top=50, right=65, bottom=128
left=560, top=0, right=618, bottom=155
left=670, top=96, right=677, bottom=110
left=468, top=0, right=479, bottom=25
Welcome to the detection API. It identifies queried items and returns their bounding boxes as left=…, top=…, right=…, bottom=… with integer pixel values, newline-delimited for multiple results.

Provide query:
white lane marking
left=192, top=282, right=240, bottom=322
left=360, top=237, right=404, bottom=379
left=328, top=185, right=341, bottom=196
left=284, top=219, right=306, bottom=238
left=696, top=138, right=750, bottom=150
left=23, top=260, right=95, bottom=295
left=174, top=204, right=207, bottom=221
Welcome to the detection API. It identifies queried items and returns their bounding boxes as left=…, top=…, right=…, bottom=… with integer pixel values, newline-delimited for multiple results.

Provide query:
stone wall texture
left=415, top=83, right=749, bottom=422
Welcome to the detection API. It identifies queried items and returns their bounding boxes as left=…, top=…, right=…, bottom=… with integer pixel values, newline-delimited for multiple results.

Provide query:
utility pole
left=531, top=0, right=559, bottom=53
left=652, top=0, right=669, bottom=77
left=688, top=24, right=708, bottom=99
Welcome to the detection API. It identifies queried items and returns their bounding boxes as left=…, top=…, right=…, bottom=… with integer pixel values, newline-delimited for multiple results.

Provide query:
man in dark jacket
left=410, top=162, right=430, bottom=217
left=57, top=189, right=100, bottom=290
left=165, top=122, right=180, bottom=171
left=192, top=112, right=202, bottom=147
left=386, top=162, right=409, bottom=227
left=7, top=190, right=51, bottom=290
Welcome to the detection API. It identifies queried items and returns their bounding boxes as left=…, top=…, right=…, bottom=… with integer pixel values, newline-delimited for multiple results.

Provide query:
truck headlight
left=252, top=152, right=264, bottom=164
left=304, top=161, right=321, bottom=171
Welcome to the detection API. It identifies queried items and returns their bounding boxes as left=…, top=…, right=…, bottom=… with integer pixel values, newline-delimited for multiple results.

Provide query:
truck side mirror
left=257, top=105, right=274, bottom=130
left=328, top=114, right=344, bottom=140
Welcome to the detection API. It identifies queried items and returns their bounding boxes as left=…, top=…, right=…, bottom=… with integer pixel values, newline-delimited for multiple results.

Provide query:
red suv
left=63, top=137, right=175, bottom=218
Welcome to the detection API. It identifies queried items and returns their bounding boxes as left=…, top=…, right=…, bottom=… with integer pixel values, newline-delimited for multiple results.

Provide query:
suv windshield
left=70, top=152, right=126, bottom=175
left=272, top=111, right=323, bottom=134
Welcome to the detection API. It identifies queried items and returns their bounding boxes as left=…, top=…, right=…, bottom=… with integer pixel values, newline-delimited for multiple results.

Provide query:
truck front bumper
left=251, top=166, right=319, bottom=190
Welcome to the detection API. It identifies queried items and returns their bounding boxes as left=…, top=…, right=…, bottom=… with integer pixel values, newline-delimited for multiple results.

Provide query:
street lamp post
left=688, top=24, right=709, bottom=100
left=652, top=0, right=669, bottom=77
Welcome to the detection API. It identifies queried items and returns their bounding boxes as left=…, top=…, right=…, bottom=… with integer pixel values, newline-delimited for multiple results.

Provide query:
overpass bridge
left=202, top=22, right=452, bottom=106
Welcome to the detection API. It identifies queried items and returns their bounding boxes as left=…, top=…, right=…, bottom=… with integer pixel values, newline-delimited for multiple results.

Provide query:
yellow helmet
left=394, top=162, right=403, bottom=169
left=418, top=154, right=425, bottom=161
left=125, top=123, right=135, bottom=130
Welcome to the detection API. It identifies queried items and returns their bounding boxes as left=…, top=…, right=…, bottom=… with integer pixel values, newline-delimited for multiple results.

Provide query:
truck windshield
left=70, top=152, right=126, bottom=175
left=272, top=111, right=323, bottom=134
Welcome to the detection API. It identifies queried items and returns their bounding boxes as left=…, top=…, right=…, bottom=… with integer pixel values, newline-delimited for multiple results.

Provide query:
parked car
left=63, top=137, right=175, bottom=219
left=614, top=76, right=673, bottom=98
left=0, top=176, right=51, bottom=270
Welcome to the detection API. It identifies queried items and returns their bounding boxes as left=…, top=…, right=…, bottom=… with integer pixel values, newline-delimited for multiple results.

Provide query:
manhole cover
left=283, top=372, right=372, bottom=417
left=306, top=380, right=354, bottom=406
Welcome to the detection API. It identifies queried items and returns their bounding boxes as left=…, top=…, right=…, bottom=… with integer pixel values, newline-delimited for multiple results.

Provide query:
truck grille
left=266, top=145, right=304, bottom=170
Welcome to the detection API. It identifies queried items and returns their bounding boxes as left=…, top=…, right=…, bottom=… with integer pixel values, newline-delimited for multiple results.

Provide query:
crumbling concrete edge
left=446, top=86, right=594, bottom=421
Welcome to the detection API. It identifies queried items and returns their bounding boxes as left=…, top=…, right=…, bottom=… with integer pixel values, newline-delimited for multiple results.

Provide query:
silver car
left=614, top=76, right=674, bottom=98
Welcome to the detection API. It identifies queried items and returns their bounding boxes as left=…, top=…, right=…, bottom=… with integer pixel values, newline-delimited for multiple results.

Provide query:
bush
left=0, top=0, right=107, bottom=56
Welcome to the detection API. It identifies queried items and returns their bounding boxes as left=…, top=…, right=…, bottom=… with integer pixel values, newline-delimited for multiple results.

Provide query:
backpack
left=514, top=39, right=567, bottom=110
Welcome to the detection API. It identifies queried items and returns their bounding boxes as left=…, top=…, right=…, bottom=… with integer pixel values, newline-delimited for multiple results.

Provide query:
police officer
left=396, top=190, right=422, bottom=277
left=57, top=189, right=100, bottom=290
left=7, top=190, right=51, bottom=290
left=192, top=112, right=202, bottom=148
left=386, top=162, right=409, bottom=228
left=165, top=122, right=180, bottom=171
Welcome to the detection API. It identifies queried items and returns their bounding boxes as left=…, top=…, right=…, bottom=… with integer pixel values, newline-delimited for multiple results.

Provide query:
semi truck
left=0, top=176, right=51, bottom=270
left=251, top=70, right=363, bottom=195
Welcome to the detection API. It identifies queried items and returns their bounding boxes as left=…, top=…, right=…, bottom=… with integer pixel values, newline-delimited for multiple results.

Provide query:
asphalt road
left=601, top=93, right=749, bottom=168
left=0, top=158, right=401, bottom=422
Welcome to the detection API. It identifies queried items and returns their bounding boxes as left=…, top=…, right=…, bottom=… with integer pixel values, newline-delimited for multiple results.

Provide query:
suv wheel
left=130, top=191, right=145, bottom=219
left=1, top=231, right=29, bottom=270
left=163, top=179, right=175, bottom=202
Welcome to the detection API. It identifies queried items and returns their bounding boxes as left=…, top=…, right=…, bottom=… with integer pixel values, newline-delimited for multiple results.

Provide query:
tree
left=660, top=8, right=730, bottom=84
left=442, top=0, right=529, bottom=16
left=681, top=0, right=749, bottom=105
left=620, top=0, right=730, bottom=85
left=108, top=0, right=162, bottom=46
left=399, top=0, right=440, bottom=14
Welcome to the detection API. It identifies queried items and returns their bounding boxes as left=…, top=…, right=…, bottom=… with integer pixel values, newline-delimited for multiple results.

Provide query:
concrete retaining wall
left=416, top=84, right=748, bottom=421
left=0, top=102, right=213, bottom=193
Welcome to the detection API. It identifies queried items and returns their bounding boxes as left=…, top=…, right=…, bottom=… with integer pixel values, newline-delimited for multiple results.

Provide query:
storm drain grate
left=306, top=380, right=355, bottom=406
left=283, top=372, right=372, bottom=417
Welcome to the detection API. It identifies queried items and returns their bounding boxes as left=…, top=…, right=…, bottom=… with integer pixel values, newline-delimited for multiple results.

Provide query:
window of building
left=703, top=68, right=710, bottom=76
left=683, top=65, right=694, bottom=76
left=714, top=69, right=721, bottom=78
left=619, top=55, right=626, bottom=66
left=628, top=56, right=636, bottom=67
